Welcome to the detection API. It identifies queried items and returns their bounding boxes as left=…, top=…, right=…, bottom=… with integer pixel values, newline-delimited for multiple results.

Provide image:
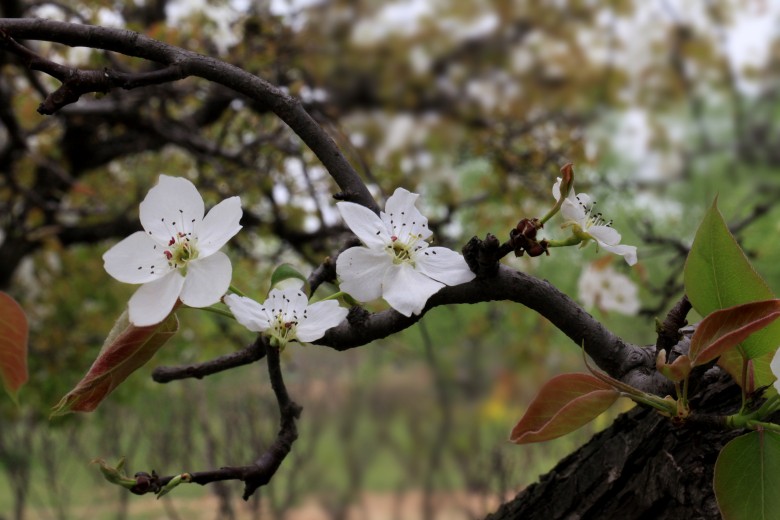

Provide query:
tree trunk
left=487, top=372, right=742, bottom=520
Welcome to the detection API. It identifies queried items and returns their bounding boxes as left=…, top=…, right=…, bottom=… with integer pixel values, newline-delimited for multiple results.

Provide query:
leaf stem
left=184, top=305, right=235, bottom=320
left=546, top=236, right=582, bottom=248
left=228, top=285, right=246, bottom=297
left=316, top=291, right=345, bottom=302
left=739, top=349, right=749, bottom=414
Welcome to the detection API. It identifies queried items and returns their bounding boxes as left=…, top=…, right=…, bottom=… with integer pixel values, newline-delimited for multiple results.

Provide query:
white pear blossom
left=577, top=263, right=640, bottom=315
left=553, top=178, right=637, bottom=266
left=771, top=349, right=780, bottom=394
left=336, top=187, right=476, bottom=317
left=103, top=175, right=242, bottom=326
left=224, top=289, right=348, bottom=348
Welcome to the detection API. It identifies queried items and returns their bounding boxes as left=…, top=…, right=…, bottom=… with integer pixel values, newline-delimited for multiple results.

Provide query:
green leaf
left=269, top=264, right=310, bottom=294
left=684, top=200, right=780, bottom=360
left=718, top=349, right=774, bottom=392
left=714, top=431, right=780, bottom=520
left=509, top=373, right=619, bottom=444
left=157, top=473, right=192, bottom=499
left=51, top=311, right=179, bottom=417
left=0, top=292, right=29, bottom=404
left=91, top=457, right=137, bottom=490
left=689, top=300, right=780, bottom=366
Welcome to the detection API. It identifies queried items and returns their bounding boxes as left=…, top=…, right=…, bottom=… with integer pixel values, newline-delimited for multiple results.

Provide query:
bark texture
left=487, top=371, right=742, bottom=520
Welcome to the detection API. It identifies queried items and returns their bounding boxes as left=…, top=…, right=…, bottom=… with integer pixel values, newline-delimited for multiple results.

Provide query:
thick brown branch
left=317, top=264, right=668, bottom=393
left=655, top=295, right=692, bottom=355
left=0, top=18, right=379, bottom=213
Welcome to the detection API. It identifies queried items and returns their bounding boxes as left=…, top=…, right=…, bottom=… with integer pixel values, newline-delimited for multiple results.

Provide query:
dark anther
left=130, top=471, right=161, bottom=495
left=509, top=218, right=548, bottom=258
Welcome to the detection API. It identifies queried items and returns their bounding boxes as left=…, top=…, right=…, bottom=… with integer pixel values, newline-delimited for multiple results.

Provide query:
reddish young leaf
left=510, top=373, right=619, bottom=444
left=51, top=312, right=178, bottom=416
left=689, top=300, right=780, bottom=367
left=0, top=292, right=29, bottom=403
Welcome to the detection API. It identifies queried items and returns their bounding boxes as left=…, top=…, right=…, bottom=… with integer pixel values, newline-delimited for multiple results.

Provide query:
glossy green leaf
left=690, top=300, right=780, bottom=366
left=684, top=200, right=780, bottom=360
left=51, top=311, right=178, bottom=416
left=0, top=292, right=29, bottom=403
left=714, top=431, right=780, bottom=520
left=509, top=373, right=619, bottom=444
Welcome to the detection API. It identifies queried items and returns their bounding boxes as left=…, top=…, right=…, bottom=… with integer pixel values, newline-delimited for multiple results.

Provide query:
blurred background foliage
left=2, top=0, right=780, bottom=518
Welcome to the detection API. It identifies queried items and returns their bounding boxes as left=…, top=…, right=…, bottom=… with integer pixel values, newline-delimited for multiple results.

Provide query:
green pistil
left=272, top=314, right=297, bottom=345
left=169, top=239, right=199, bottom=268
left=392, top=242, right=413, bottom=263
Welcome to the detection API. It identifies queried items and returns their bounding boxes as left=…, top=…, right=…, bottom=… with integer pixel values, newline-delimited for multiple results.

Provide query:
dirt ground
left=51, top=489, right=514, bottom=520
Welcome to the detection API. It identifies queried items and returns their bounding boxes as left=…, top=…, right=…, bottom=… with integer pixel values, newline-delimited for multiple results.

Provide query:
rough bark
left=487, top=370, right=742, bottom=520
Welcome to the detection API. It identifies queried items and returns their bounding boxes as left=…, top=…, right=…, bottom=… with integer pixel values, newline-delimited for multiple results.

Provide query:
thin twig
left=152, top=337, right=267, bottom=383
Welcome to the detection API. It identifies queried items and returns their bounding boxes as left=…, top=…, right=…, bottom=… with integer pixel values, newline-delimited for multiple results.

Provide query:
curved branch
left=0, top=18, right=379, bottom=213
left=132, top=342, right=300, bottom=500
left=152, top=337, right=267, bottom=384
left=317, top=264, right=663, bottom=391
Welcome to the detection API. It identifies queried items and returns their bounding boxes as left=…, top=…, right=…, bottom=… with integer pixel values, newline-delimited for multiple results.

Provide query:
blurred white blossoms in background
left=336, top=187, right=476, bottom=317
left=103, top=175, right=242, bottom=326
left=224, top=289, right=348, bottom=349
left=577, top=262, right=640, bottom=315
left=553, top=178, right=637, bottom=266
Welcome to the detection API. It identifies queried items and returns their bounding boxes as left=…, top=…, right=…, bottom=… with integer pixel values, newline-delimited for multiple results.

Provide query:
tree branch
left=316, top=264, right=667, bottom=393
left=152, top=337, right=268, bottom=384
left=132, top=343, right=300, bottom=500
left=0, top=18, right=379, bottom=213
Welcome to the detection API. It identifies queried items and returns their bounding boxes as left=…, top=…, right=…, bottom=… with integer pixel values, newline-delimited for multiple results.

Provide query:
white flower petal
left=414, top=247, right=475, bottom=286
left=599, top=243, right=638, bottom=266
left=577, top=268, right=599, bottom=308
left=578, top=265, right=640, bottom=314
left=128, top=271, right=185, bottom=326
left=588, top=225, right=622, bottom=246
left=552, top=178, right=562, bottom=200
left=575, top=192, right=592, bottom=207
left=225, top=294, right=271, bottom=332
left=139, top=176, right=205, bottom=244
left=382, top=263, right=444, bottom=316
left=561, top=198, right=586, bottom=224
left=103, top=231, right=173, bottom=284
left=771, top=349, right=780, bottom=394
left=296, top=300, right=348, bottom=342
left=267, top=288, right=309, bottom=321
left=179, top=252, right=232, bottom=308
left=196, top=196, right=243, bottom=257
left=380, top=187, right=432, bottom=242
left=337, top=202, right=390, bottom=248
left=336, top=246, right=391, bottom=302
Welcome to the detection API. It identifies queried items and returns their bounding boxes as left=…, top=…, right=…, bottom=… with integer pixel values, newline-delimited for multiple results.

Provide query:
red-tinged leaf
left=51, top=311, right=178, bottom=416
left=509, top=373, right=618, bottom=444
left=656, top=350, right=692, bottom=382
left=690, top=300, right=780, bottom=367
left=717, top=349, right=775, bottom=394
left=684, top=200, right=780, bottom=360
left=0, top=292, right=28, bottom=403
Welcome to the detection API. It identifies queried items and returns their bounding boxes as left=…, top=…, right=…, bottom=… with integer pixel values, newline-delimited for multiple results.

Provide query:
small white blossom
left=577, top=263, right=640, bottom=315
left=771, top=349, right=780, bottom=394
left=553, top=178, right=637, bottom=266
left=224, top=289, right=348, bottom=348
left=103, top=175, right=242, bottom=326
left=336, top=187, right=475, bottom=317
